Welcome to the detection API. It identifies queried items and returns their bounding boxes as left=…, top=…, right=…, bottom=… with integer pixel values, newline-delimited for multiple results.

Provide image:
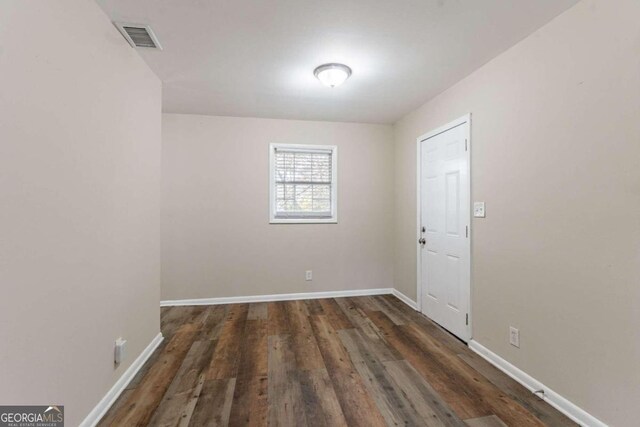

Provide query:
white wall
left=162, top=114, right=394, bottom=301
left=0, top=1, right=161, bottom=425
left=393, top=0, right=640, bottom=425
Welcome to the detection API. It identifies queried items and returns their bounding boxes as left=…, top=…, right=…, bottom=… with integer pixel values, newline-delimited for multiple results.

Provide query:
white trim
left=469, top=340, right=608, bottom=427
left=269, top=217, right=337, bottom=224
left=79, top=333, right=164, bottom=427
left=416, top=114, right=472, bottom=341
left=415, top=129, right=422, bottom=310
left=269, top=143, right=338, bottom=224
left=161, top=288, right=394, bottom=307
left=392, top=289, right=418, bottom=310
left=417, top=114, right=472, bottom=143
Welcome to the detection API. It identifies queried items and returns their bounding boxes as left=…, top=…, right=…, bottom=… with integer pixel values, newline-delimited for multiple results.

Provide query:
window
left=269, top=143, right=337, bottom=223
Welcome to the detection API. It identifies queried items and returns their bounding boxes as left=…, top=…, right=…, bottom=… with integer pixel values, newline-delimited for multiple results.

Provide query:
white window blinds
left=271, top=145, right=337, bottom=221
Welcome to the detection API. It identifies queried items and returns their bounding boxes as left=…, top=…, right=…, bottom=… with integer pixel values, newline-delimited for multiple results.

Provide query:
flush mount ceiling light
left=313, top=63, right=352, bottom=88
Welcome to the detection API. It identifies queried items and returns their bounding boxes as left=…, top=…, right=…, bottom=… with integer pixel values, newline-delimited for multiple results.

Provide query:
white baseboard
left=392, top=289, right=418, bottom=310
left=161, top=288, right=395, bottom=307
left=468, top=340, right=607, bottom=427
left=80, top=332, right=164, bottom=427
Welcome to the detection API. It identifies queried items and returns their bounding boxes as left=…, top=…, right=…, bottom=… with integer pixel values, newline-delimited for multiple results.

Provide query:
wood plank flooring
left=98, top=295, right=575, bottom=426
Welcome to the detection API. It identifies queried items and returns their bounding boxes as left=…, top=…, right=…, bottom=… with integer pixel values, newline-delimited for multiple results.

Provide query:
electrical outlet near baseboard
left=114, top=338, right=127, bottom=365
left=509, top=326, right=520, bottom=348
left=305, top=270, right=312, bottom=281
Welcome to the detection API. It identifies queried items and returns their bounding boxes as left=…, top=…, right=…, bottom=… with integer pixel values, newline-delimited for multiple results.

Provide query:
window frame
left=269, top=143, right=338, bottom=224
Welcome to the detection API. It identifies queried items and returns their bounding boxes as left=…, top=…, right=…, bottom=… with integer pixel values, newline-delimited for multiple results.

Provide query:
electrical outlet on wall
left=509, top=327, right=520, bottom=348
left=114, top=338, right=127, bottom=365
left=305, top=270, right=313, bottom=281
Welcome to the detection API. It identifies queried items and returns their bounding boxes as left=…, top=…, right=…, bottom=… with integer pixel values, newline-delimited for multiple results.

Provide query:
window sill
left=270, top=217, right=338, bottom=224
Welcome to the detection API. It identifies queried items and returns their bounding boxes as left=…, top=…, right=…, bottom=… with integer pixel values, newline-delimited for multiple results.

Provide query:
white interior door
left=418, top=117, right=470, bottom=342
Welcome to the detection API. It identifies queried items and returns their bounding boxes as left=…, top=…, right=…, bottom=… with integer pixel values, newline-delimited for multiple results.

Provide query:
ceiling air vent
left=114, top=23, right=162, bottom=50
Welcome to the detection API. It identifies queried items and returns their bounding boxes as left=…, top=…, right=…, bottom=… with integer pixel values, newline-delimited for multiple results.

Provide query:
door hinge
left=465, top=139, right=468, bottom=151
left=466, top=313, right=469, bottom=325
left=466, top=226, right=468, bottom=238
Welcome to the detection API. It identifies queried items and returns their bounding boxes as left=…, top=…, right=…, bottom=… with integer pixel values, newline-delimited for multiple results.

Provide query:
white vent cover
left=114, top=23, right=162, bottom=50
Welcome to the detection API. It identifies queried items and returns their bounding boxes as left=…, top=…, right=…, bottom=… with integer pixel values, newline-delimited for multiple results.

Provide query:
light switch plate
left=473, top=202, right=486, bottom=218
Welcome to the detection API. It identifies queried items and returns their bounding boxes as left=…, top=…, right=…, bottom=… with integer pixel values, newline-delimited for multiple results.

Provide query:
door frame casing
left=415, top=113, right=472, bottom=341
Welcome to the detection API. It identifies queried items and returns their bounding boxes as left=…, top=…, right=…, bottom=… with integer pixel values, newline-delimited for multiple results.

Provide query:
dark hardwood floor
left=98, top=295, right=575, bottom=426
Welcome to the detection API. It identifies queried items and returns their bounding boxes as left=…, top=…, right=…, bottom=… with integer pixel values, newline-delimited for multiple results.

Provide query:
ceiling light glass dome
left=314, top=63, right=352, bottom=88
